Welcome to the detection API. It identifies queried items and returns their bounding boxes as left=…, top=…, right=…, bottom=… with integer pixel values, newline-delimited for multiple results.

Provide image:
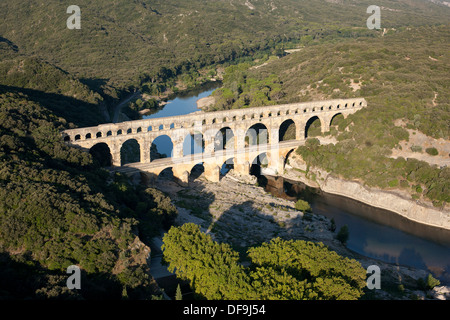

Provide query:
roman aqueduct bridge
left=62, top=97, right=367, bottom=183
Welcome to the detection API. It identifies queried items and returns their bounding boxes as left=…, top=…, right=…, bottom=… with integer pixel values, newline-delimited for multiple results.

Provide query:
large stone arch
left=245, top=123, right=269, bottom=147
left=158, top=167, right=174, bottom=181
left=89, top=142, right=112, bottom=167
left=220, top=157, right=235, bottom=178
left=250, top=152, right=270, bottom=176
left=330, top=112, right=345, bottom=127
left=151, top=135, right=173, bottom=161
left=279, top=119, right=296, bottom=142
left=120, top=139, right=140, bottom=165
left=214, top=127, right=235, bottom=151
left=183, top=131, right=205, bottom=156
left=189, top=163, right=205, bottom=181
left=305, top=116, right=322, bottom=139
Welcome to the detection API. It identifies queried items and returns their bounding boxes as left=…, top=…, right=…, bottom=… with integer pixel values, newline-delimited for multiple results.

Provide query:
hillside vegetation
left=0, top=88, right=177, bottom=299
left=1, top=0, right=449, bottom=93
left=162, top=223, right=367, bottom=300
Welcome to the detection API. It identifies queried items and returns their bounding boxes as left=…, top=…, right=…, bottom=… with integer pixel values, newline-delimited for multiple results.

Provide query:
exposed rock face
left=196, top=96, right=215, bottom=109
left=431, top=286, right=450, bottom=300
left=285, top=153, right=450, bottom=230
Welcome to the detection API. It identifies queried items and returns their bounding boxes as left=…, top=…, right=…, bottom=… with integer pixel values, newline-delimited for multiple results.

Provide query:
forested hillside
left=0, top=39, right=107, bottom=127
left=0, top=88, right=177, bottom=299
left=1, top=0, right=449, bottom=94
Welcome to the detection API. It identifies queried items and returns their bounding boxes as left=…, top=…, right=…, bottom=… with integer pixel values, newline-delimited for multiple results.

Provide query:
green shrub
left=336, top=225, right=349, bottom=245
left=417, top=273, right=440, bottom=290
left=388, top=179, right=399, bottom=188
left=425, top=147, right=439, bottom=156
left=305, top=137, right=321, bottom=148
left=295, top=199, right=312, bottom=212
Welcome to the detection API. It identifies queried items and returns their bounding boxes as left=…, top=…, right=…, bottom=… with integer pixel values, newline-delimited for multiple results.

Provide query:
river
left=262, top=175, right=450, bottom=285
left=146, top=84, right=450, bottom=286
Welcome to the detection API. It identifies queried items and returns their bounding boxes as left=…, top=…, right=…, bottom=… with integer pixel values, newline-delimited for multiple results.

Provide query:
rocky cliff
left=285, top=154, right=450, bottom=230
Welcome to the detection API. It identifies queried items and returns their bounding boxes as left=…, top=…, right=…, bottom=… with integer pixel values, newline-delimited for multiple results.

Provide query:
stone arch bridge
left=62, top=98, right=367, bottom=183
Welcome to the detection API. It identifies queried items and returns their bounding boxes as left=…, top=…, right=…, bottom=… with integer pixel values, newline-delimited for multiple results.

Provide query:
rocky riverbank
left=283, top=153, right=450, bottom=231
left=150, top=168, right=448, bottom=300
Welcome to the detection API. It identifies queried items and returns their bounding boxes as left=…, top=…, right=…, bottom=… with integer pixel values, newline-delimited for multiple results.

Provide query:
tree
left=175, top=284, right=183, bottom=300
left=425, top=147, right=439, bottom=156
left=162, top=224, right=367, bottom=300
left=337, top=225, right=349, bottom=245
left=330, top=218, right=336, bottom=232
left=161, top=223, right=251, bottom=300
left=295, top=199, right=312, bottom=212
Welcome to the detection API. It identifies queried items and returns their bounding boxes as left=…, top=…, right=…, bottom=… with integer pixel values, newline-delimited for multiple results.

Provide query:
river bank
left=283, top=152, right=450, bottom=231
left=149, top=167, right=448, bottom=300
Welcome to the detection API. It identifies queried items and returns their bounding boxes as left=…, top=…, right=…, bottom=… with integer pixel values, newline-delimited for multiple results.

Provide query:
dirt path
left=112, top=91, right=140, bottom=123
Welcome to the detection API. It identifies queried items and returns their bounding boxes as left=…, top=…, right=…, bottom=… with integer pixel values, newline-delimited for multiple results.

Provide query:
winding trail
left=112, top=91, right=140, bottom=123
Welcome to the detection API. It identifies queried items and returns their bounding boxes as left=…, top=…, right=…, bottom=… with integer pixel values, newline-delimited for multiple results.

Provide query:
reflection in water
left=261, top=175, right=450, bottom=285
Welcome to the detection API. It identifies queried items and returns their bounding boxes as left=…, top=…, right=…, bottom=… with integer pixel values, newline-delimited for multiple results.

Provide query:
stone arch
left=189, top=163, right=205, bottom=181
left=305, top=116, right=322, bottom=139
left=120, top=139, right=140, bottom=165
left=183, top=131, right=205, bottom=156
left=214, top=127, right=235, bottom=151
left=158, top=167, right=174, bottom=181
left=220, top=157, right=234, bottom=178
left=75, top=134, right=81, bottom=141
left=330, top=112, right=345, bottom=127
left=151, top=135, right=173, bottom=161
left=90, top=143, right=112, bottom=167
left=250, top=152, right=269, bottom=176
left=283, top=148, right=296, bottom=168
left=85, top=133, right=92, bottom=139
left=279, top=119, right=296, bottom=142
left=245, top=123, right=269, bottom=147
left=96, top=132, right=102, bottom=138
left=64, top=135, right=71, bottom=142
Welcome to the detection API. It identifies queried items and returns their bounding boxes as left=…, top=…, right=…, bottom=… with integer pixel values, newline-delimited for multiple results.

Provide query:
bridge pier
left=172, top=167, right=189, bottom=186
left=234, top=161, right=250, bottom=176
left=110, top=142, right=122, bottom=167
left=204, top=162, right=221, bottom=183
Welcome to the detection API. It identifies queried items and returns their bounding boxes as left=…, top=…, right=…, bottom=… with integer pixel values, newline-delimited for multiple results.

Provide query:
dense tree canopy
left=0, top=89, right=177, bottom=299
left=162, top=223, right=367, bottom=300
